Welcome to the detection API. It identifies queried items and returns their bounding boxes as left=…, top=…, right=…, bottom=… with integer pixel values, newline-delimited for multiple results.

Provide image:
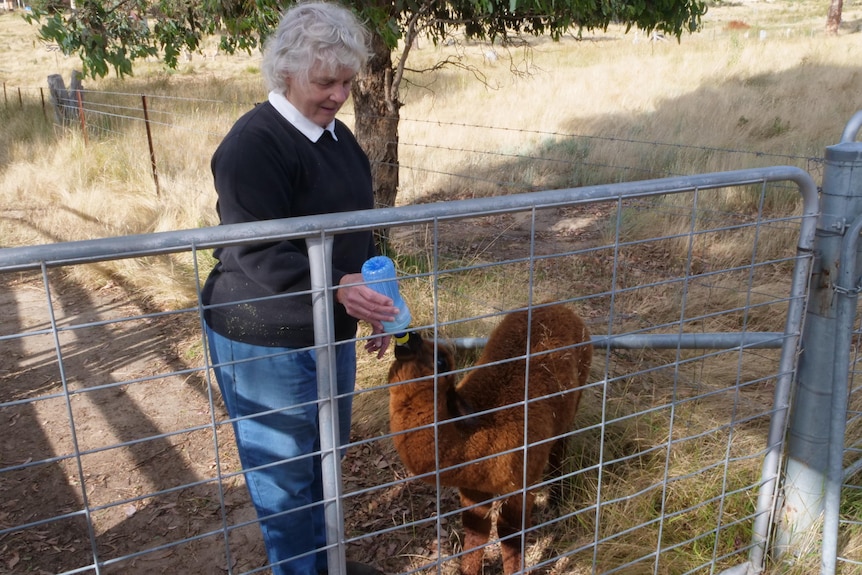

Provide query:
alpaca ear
left=407, top=332, right=424, bottom=353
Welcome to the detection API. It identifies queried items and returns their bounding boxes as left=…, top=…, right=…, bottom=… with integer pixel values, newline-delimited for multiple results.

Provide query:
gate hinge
left=833, top=278, right=862, bottom=296
left=818, top=213, right=848, bottom=234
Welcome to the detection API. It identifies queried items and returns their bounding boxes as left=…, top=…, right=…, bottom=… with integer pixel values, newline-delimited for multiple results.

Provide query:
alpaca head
left=389, top=333, right=480, bottom=424
left=391, top=332, right=454, bottom=376
left=393, top=331, right=425, bottom=360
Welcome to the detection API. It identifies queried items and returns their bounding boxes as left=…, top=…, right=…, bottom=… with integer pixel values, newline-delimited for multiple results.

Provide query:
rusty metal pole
left=141, top=95, right=161, bottom=197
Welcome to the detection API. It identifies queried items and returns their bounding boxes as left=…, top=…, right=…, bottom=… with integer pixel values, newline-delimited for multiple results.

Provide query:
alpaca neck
left=390, top=377, right=452, bottom=432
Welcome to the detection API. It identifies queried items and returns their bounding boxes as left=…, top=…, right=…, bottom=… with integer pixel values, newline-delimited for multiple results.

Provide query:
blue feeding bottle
left=361, top=256, right=412, bottom=334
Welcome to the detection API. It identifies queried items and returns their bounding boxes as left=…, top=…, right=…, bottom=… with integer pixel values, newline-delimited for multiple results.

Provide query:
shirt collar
left=268, top=90, right=338, bottom=142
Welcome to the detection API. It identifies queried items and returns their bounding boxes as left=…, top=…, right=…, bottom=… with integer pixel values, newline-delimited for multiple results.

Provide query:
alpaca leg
left=548, top=437, right=569, bottom=475
left=547, top=437, right=569, bottom=507
left=458, top=488, right=494, bottom=575
left=497, top=492, right=534, bottom=575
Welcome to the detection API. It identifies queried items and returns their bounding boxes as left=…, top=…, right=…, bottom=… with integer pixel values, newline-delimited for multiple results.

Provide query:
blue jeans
left=205, top=325, right=356, bottom=575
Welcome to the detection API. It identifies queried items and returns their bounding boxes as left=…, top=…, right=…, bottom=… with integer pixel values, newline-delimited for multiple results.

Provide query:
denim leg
left=205, top=326, right=356, bottom=575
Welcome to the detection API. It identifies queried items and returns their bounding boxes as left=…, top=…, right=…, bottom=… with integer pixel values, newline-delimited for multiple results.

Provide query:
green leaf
left=21, top=0, right=706, bottom=79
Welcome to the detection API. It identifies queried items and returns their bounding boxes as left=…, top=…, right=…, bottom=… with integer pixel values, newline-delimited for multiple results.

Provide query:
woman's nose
left=332, top=84, right=350, bottom=102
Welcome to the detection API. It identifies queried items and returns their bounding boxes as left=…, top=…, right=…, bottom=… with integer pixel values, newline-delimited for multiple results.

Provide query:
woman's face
left=285, top=64, right=355, bottom=128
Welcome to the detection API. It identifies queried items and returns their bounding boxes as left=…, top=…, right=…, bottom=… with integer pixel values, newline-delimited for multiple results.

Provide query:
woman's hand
left=337, top=273, right=399, bottom=358
left=364, top=329, right=392, bottom=359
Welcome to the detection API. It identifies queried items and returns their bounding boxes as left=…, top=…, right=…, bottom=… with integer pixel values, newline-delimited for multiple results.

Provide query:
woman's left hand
left=364, top=330, right=392, bottom=359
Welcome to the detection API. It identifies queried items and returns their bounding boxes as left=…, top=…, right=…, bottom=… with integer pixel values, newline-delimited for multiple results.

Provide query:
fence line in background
left=2, top=81, right=825, bottom=195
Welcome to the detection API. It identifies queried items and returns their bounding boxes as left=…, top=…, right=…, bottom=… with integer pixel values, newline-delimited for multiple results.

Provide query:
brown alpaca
left=387, top=304, right=593, bottom=575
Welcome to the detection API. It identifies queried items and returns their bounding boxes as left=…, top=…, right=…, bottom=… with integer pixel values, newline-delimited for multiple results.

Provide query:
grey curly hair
left=262, top=2, right=371, bottom=94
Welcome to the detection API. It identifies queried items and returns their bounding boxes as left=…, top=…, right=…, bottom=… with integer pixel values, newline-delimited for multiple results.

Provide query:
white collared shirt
left=268, top=90, right=339, bottom=142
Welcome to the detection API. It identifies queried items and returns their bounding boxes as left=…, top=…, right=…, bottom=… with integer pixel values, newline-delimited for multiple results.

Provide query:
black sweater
left=202, top=102, right=376, bottom=348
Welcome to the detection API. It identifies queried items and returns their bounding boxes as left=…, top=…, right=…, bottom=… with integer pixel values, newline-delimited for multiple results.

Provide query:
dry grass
left=395, top=1, right=862, bottom=200
left=2, top=2, right=860, bottom=253
left=2, top=1, right=862, bottom=572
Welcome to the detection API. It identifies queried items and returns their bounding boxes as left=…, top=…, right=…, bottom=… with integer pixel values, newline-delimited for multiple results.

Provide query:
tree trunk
left=352, top=32, right=400, bottom=212
left=826, top=0, right=843, bottom=34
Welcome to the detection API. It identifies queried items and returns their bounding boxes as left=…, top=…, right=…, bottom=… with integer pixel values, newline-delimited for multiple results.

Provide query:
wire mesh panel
left=0, top=168, right=817, bottom=575
left=0, top=267, right=258, bottom=574
left=353, top=181, right=813, bottom=575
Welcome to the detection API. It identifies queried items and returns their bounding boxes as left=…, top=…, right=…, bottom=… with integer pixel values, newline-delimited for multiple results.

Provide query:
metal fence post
left=776, top=111, right=862, bottom=562
left=307, top=233, right=347, bottom=575
left=821, top=207, right=862, bottom=575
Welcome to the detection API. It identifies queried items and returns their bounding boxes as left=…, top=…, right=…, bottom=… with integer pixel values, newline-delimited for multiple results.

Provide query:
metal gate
left=2, top=120, right=860, bottom=574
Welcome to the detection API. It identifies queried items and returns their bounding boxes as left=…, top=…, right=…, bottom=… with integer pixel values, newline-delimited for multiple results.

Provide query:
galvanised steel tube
left=454, top=332, right=787, bottom=351
left=0, top=167, right=822, bottom=272
left=840, top=111, right=862, bottom=144
left=775, top=121, right=862, bottom=566
left=744, top=167, right=820, bottom=574
left=819, top=121, right=862, bottom=575
left=307, top=235, right=348, bottom=575
left=820, top=210, right=862, bottom=574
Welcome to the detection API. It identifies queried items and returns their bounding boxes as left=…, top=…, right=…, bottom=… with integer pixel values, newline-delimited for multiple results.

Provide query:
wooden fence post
left=47, top=74, right=71, bottom=126
left=47, top=71, right=84, bottom=128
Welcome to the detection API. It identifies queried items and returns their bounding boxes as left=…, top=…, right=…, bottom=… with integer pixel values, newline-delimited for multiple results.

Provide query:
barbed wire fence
left=1, top=78, right=827, bottom=200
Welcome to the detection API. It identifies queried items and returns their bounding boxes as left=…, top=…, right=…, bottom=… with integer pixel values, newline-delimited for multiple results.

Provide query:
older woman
left=201, top=3, right=395, bottom=574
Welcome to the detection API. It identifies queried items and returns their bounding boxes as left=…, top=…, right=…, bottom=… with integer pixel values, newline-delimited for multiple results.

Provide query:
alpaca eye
left=436, top=356, right=449, bottom=373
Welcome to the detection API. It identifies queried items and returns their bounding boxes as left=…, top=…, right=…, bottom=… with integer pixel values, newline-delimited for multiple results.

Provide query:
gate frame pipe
left=0, top=166, right=822, bottom=575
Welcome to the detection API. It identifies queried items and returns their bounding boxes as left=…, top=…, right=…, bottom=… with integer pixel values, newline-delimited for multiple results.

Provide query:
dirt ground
left=0, top=206, right=603, bottom=575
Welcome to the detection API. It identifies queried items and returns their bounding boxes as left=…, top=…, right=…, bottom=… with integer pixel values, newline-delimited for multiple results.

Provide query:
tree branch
left=391, top=0, right=437, bottom=106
